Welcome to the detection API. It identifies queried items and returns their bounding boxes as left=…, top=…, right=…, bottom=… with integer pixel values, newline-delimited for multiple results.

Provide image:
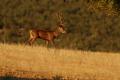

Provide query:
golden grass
left=0, top=43, right=120, bottom=80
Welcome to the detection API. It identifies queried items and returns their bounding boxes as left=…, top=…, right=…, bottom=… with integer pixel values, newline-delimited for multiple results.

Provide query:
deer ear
left=60, top=24, right=65, bottom=29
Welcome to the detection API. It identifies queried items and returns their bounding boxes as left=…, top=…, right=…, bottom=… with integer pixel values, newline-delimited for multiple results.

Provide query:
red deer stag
left=28, top=12, right=66, bottom=47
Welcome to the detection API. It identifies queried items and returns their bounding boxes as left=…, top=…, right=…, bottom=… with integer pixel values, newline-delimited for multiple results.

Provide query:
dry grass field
left=0, top=43, right=120, bottom=80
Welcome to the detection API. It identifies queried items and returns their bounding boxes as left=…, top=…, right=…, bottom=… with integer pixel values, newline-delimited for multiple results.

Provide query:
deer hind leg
left=45, top=41, right=49, bottom=47
left=28, top=38, right=32, bottom=45
left=28, top=38, right=36, bottom=45
left=28, top=30, right=37, bottom=45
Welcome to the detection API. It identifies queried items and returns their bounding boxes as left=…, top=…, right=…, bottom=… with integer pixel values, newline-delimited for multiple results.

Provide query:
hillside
left=0, top=0, right=120, bottom=52
left=0, top=43, right=120, bottom=80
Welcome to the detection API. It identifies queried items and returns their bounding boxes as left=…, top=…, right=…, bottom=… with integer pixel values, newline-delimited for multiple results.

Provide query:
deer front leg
left=50, top=40, right=57, bottom=48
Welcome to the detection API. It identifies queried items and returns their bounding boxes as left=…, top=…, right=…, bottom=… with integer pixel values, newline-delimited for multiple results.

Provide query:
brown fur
left=28, top=25, right=66, bottom=47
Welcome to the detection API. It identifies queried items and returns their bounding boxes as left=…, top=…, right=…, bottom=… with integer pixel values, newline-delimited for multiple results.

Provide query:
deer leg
left=24, top=38, right=31, bottom=45
left=27, top=38, right=32, bottom=45
left=53, top=40, right=57, bottom=48
left=53, top=40, right=58, bottom=48
left=50, top=40, right=56, bottom=48
left=29, top=38, right=36, bottom=45
left=45, top=41, right=49, bottom=46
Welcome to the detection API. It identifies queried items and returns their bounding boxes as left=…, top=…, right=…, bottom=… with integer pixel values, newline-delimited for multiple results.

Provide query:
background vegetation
left=0, top=0, right=120, bottom=52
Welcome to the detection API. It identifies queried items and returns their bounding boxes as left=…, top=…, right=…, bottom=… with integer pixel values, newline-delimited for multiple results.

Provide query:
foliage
left=0, top=0, right=120, bottom=52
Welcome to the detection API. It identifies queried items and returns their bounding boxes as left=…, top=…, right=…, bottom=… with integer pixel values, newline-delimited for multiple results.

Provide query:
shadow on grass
left=0, top=75, right=64, bottom=80
left=0, top=76, right=48, bottom=80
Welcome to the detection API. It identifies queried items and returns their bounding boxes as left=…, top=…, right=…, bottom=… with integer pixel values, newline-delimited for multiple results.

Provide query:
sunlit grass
left=0, top=43, right=120, bottom=80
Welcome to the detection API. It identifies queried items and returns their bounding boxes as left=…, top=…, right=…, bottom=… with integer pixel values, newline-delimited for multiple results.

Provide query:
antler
left=57, top=11, right=64, bottom=25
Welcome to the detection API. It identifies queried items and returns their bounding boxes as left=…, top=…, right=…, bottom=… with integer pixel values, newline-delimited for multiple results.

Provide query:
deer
left=27, top=12, right=66, bottom=47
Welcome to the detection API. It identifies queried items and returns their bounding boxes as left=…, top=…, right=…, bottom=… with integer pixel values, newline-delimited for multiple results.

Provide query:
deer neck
left=53, top=28, right=61, bottom=37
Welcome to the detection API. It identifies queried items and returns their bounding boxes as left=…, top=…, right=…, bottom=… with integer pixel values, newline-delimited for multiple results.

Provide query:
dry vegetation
left=0, top=43, right=120, bottom=80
